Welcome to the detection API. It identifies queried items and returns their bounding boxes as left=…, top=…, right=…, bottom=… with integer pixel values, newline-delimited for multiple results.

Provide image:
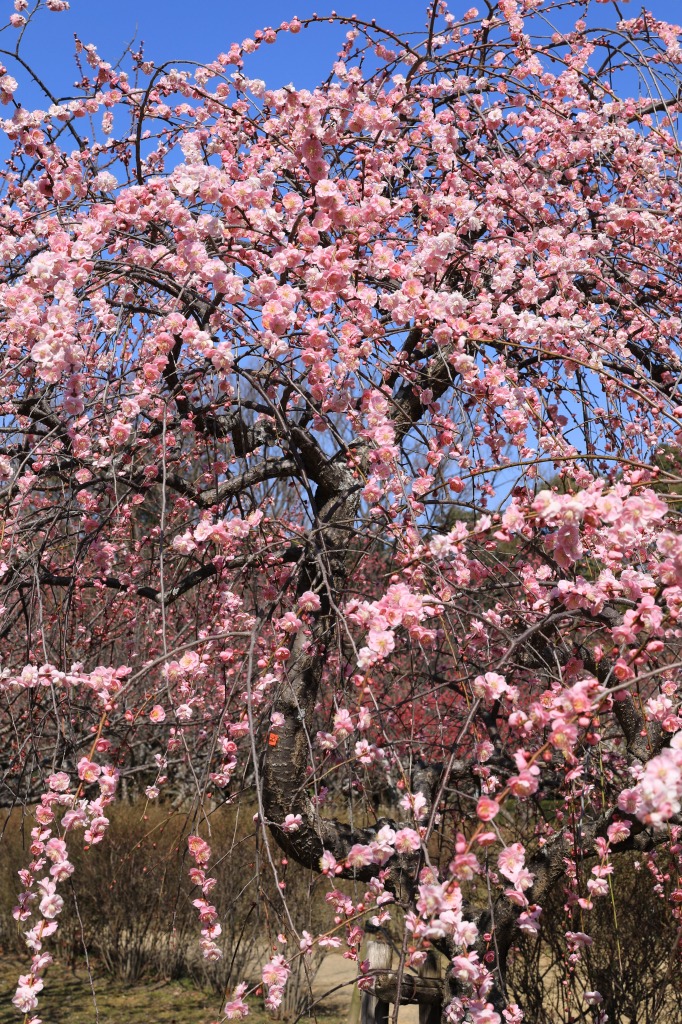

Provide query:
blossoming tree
left=2, top=0, right=682, bottom=1020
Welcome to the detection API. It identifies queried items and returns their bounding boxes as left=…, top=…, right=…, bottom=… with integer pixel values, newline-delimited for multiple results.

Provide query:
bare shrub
left=0, top=798, right=332, bottom=1012
left=507, top=852, right=682, bottom=1024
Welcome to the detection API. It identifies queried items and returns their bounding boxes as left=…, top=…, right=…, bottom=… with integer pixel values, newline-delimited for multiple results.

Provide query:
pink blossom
left=37, top=879, right=64, bottom=920
left=13, top=979, right=42, bottom=1014
left=192, top=899, right=218, bottom=925
left=452, top=954, right=480, bottom=984
left=45, top=838, right=67, bottom=862
left=565, top=931, right=593, bottom=949
left=399, top=791, right=428, bottom=819
left=262, top=953, right=290, bottom=1007
left=281, top=814, right=303, bottom=833
left=316, top=731, right=337, bottom=750
left=627, top=733, right=682, bottom=824
left=476, top=797, right=500, bottom=822
left=47, top=773, right=70, bottom=792
left=225, top=983, right=250, bottom=1019
left=366, top=629, right=395, bottom=659
left=298, top=591, right=321, bottom=612
left=188, top=835, right=212, bottom=866
left=606, top=820, right=631, bottom=844
left=473, top=672, right=510, bottom=703
left=319, top=851, right=339, bottom=876
left=77, top=758, right=101, bottom=783
left=394, top=828, right=421, bottom=854
left=357, top=707, right=371, bottom=731
left=333, top=708, right=354, bottom=737
left=109, top=419, right=131, bottom=445
left=497, top=844, right=527, bottom=884
left=346, top=844, right=375, bottom=868
left=517, top=906, right=542, bottom=934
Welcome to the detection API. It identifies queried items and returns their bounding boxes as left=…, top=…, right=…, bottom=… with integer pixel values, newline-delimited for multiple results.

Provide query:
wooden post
left=353, top=931, right=444, bottom=1024
left=418, top=950, right=441, bottom=1024
left=360, top=928, right=392, bottom=1024
left=348, top=973, right=363, bottom=1024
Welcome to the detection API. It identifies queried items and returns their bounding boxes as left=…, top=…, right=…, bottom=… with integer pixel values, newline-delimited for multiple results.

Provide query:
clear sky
left=3, top=0, right=682, bottom=103
left=5, top=0, right=435, bottom=98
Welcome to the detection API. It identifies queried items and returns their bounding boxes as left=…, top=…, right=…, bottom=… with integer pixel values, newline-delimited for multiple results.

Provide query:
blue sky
left=3, top=0, right=682, bottom=102
left=5, top=0, right=434, bottom=98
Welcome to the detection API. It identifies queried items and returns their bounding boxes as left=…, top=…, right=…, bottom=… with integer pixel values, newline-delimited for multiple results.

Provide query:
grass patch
left=0, top=956, right=351, bottom=1024
left=0, top=957, right=220, bottom=1023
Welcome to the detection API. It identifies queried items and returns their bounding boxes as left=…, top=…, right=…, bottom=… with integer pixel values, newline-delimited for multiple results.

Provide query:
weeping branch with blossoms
left=2, top=0, right=682, bottom=1021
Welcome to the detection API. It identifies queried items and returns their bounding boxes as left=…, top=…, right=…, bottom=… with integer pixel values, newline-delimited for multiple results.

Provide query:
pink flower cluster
left=13, top=762, right=118, bottom=1016
left=619, top=731, right=682, bottom=825
left=320, top=823, right=422, bottom=875
left=530, top=483, right=667, bottom=569
left=187, top=835, right=223, bottom=961
left=224, top=982, right=250, bottom=1019
left=172, top=509, right=263, bottom=555
left=0, top=662, right=132, bottom=706
left=261, top=953, right=290, bottom=1011
left=347, top=583, right=442, bottom=670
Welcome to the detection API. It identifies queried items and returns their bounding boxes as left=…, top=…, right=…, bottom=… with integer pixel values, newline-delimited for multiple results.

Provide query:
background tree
left=1, top=1, right=682, bottom=1022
